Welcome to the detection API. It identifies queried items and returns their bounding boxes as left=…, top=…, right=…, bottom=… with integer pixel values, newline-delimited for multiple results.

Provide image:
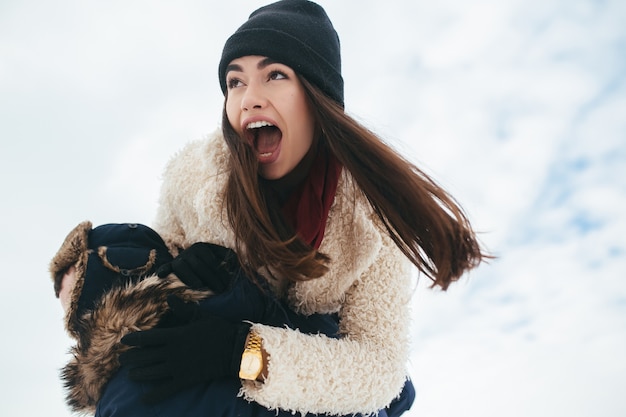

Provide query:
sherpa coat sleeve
left=154, top=131, right=414, bottom=416
left=241, top=232, right=413, bottom=415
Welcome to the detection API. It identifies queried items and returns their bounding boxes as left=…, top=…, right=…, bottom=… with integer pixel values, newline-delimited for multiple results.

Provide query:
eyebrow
left=225, top=57, right=280, bottom=74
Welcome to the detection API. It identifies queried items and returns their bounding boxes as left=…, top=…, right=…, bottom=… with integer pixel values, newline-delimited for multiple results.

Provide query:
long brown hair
left=222, top=76, right=488, bottom=290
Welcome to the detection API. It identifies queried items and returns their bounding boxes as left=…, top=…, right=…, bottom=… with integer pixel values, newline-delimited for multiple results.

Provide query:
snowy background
left=1, top=0, right=625, bottom=416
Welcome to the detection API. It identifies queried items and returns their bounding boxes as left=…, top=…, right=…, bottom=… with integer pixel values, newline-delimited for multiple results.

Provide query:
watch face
left=240, top=351, right=263, bottom=379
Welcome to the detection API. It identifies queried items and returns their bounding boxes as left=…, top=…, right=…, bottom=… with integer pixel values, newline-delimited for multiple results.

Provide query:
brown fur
left=49, top=220, right=91, bottom=297
left=61, top=274, right=211, bottom=414
left=49, top=221, right=92, bottom=339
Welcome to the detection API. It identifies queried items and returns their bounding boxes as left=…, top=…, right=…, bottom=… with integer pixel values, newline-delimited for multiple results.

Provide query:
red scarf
left=281, top=150, right=342, bottom=249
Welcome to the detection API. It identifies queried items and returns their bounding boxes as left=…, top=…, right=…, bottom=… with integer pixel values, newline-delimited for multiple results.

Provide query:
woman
left=121, top=0, right=487, bottom=415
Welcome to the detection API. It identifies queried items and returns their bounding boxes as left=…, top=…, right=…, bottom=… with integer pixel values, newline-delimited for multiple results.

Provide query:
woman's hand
left=157, top=242, right=239, bottom=292
left=119, top=295, right=250, bottom=404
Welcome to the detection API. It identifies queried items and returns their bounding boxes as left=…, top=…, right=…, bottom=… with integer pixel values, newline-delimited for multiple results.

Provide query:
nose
left=241, top=82, right=267, bottom=111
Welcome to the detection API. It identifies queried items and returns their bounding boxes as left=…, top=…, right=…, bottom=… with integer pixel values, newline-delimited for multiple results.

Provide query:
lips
left=244, top=119, right=282, bottom=163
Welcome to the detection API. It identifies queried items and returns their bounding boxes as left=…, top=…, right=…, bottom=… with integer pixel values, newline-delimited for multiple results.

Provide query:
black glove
left=157, top=242, right=239, bottom=292
left=119, top=295, right=250, bottom=404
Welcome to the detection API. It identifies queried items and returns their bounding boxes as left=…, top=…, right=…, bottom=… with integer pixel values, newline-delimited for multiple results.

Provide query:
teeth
left=246, top=120, right=274, bottom=129
left=259, top=152, right=272, bottom=157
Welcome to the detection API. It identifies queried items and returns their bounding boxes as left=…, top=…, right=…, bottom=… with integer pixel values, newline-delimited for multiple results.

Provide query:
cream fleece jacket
left=154, top=130, right=413, bottom=415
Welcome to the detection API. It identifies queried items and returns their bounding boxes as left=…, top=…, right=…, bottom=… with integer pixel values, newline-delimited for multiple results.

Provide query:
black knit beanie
left=218, top=0, right=343, bottom=106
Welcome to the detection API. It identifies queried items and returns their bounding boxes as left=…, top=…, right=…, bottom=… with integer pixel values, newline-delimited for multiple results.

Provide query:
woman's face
left=225, top=55, right=316, bottom=180
left=59, top=265, right=77, bottom=313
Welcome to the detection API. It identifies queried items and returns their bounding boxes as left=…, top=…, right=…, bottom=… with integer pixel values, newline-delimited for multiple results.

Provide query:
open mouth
left=245, top=121, right=282, bottom=161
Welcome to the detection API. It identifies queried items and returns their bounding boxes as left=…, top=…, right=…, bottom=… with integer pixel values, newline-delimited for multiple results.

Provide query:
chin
left=259, top=171, right=284, bottom=180
left=259, top=165, right=286, bottom=180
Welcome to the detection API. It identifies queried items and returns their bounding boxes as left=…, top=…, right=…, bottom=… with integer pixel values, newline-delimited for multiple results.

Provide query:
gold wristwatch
left=239, top=331, right=263, bottom=380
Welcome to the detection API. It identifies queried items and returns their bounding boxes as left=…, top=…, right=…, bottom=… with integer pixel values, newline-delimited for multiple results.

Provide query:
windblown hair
left=221, top=109, right=329, bottom=283
left=222, top=76, right=488, bottom=290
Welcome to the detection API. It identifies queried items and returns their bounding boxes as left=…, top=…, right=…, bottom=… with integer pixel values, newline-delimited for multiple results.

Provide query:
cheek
left=301, top=139, right=314, bottom=163
left=296, top=105, right=315, bottom=153
left=59, top=283, right=71, bottom=312
left=59, top=267, right=78, bottom=313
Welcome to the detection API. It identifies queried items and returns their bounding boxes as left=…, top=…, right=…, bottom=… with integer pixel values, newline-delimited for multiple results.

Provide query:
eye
left=268, top=70, right=288, bottom=81
left=227, top=77, right=244, bottom=89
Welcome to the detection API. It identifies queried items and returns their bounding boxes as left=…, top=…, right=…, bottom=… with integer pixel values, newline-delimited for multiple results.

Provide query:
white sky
left=1, top=0, right=625, bottom=416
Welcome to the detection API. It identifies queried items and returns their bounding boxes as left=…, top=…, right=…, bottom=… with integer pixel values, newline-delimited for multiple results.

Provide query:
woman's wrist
left=240, top=330, right=268, bottom=382
left=259, top=335, right=268, bottom=381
